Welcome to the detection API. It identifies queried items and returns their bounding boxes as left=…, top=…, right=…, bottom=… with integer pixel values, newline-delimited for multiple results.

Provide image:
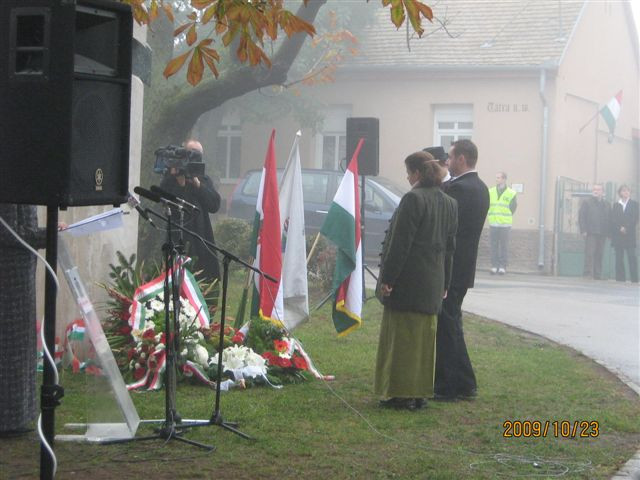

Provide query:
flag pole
left=579, top=108, right=600, bottom=133
left=306, top=232, right=322, bottom=265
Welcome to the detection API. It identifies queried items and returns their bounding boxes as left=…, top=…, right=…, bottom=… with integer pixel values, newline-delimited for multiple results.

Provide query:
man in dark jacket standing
left=578, top=184, right=610, bottom=280
left=434, top=139, right=490, bottom=401
left=159, top=139, right=222, bottom=284
left=611, top=185, right=639, bottom=283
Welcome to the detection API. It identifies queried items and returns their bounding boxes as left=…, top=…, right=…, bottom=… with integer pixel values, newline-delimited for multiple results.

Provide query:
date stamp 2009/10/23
left=503, top=420, right=599, bottom=438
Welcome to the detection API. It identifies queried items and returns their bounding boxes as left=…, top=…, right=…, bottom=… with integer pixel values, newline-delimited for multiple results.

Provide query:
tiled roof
left=345, top=0, right=585, bottom=68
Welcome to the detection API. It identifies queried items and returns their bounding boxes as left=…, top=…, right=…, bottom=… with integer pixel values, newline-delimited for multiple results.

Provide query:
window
left=315, top=105, right=351, bottom=170
left=216, top=113, right=242, bottom=180
left=433, top=105, right=474, bottom=151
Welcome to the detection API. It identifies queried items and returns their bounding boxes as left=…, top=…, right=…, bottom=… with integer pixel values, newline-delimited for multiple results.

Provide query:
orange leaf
left=174, top=22, right=192, bottom=36
left=216, top=20, right=227, bottom=35
left=415, top=1, right=433, bottom=21
left=163, top=50, right=192, bottom=79
left=186, top=24, right=197, bottom=46
left=162, top=4, right=174, bottom=23
left=202, top=50, right=219, bottom=78
left=187, top=48, right=204, bottom=86
left=191, top=0, right=215, bottom=10
left=187, top=11, right=198, bottom=21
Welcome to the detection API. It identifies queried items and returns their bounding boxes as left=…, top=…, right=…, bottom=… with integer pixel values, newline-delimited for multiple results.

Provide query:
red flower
left=224, top=326, right=235, bottom=336
left=159, top=333, right=166, bottom=345
left=127, top=348, right=136, bottom=361
left=261, top=351, right=277, bottom=365
left=142, top=328, right=156, bottom=340
left=277, top=356, right=292, bottom=368
left=273, top=339, right=288, bottom=353
left=292, top=355, right=308, bottom=371
left=133, top=367, right=146, bottom=380
left=211, top=323, right=221, bottom=332
left=119, top=325, right=132, bottom=336
left=232, top=332, right=245, bottom=344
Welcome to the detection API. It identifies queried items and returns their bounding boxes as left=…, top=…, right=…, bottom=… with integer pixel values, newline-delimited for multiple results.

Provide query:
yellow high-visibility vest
left=488, top=186, right=516, bottom=226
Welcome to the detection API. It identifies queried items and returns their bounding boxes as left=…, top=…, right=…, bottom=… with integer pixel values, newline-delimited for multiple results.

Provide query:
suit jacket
left=444, top=172, right=490, bottom=289
left=578, top=196, right=609, bottom=236
left=611, top=199, right=639, bottom=248
left=377, top=185, right=458, bottom=314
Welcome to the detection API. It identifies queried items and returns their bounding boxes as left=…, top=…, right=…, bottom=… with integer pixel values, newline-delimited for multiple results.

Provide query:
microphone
left=151, top=185, right=200, bottom=213
left=134, top=186, right=182, bottom=210
left=127, top=191, right=155, bottom=227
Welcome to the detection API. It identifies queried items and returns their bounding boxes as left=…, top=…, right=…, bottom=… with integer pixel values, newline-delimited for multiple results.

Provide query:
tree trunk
left=137, top=0, right=328, bottom=263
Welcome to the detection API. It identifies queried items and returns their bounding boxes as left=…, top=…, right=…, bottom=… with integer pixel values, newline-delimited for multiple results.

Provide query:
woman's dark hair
left=405, top=151, right=445, bottom=187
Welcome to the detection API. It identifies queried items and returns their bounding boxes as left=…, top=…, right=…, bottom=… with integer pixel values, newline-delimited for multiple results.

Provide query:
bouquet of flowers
left=245, top=317, right=312, bottom=384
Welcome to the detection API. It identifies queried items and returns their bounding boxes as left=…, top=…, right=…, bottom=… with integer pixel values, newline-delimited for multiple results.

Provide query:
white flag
left=279, top=130, right=309, bottom=330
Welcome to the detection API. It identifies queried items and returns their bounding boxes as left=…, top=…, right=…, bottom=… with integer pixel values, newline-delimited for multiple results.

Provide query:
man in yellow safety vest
left=488, top=172, right=517, bottom=274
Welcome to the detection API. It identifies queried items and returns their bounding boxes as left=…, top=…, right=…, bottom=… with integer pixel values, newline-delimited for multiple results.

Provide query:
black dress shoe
left=458, top=389, right=477, bottom=401
left=379, top=397, right=417, bottom=411
left=413, top=398, right=427, bottom=409
left=432, top=393, right=458, bottom=402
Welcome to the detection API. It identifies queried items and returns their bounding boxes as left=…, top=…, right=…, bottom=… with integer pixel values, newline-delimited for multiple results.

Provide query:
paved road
left=464, top=272, right=639, bottom=391
left=364, top=267, right=640, bottom=390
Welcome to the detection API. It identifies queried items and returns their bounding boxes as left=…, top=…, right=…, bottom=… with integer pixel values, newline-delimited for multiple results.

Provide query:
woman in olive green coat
left=374, top=151, right=458, bottom=410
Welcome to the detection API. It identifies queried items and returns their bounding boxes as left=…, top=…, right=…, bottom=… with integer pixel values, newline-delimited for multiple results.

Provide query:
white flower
left=134, top=362, right=141, bottom=369
left=194, top=344, right=210, bottom=367
left=278, top=352, right=291, bottom=360
left=145, top=321, right=156, bottom=331
left=140, top=352, right=146, bottom=360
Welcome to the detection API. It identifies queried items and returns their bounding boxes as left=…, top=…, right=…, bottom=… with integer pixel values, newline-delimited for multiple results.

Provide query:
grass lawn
left=2, top=282, right=639, bottom=479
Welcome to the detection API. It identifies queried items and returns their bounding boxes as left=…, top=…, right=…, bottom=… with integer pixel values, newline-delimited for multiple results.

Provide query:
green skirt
left=374, top=307, right=437, bottom=399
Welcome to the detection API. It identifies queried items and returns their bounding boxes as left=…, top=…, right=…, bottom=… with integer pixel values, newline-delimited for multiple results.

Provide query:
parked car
left=227, top=169, right=407, bottom=258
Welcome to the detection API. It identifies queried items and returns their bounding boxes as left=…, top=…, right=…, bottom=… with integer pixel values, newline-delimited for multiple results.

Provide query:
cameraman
left=159, top=139, right=221, bottom=284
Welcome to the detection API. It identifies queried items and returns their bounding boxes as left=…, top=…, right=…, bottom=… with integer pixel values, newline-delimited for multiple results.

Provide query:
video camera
left=153, top=145, right=205, bottom=178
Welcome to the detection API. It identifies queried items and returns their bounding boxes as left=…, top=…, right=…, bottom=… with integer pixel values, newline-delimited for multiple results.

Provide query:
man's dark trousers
left=434, top=286, right=476, bottom=396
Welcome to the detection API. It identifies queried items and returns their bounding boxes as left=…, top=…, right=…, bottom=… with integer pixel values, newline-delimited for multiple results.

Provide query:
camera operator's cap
left=422, top=146, right=448, bottom=162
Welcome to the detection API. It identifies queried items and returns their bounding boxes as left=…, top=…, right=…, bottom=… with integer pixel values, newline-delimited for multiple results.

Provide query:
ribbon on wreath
left=129, top=258, right=210, bottom=331
left=126, top=348, right=167, bottom=391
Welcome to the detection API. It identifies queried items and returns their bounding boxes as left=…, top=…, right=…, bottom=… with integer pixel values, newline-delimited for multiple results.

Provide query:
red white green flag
left=600, top=90, right=622, bottom=135
left=250, top=130, right=284, bottom=325
left=320, top=139, right=364, bottom=336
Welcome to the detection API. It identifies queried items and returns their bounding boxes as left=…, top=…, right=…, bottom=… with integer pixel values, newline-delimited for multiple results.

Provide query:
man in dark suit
left=611, top=184, right=639, bottom=283
left=434, top=139, right=490, bottom=401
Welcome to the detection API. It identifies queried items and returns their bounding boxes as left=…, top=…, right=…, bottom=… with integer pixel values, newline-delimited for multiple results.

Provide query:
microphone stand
left=104, top=200, right=213, bottom=450
left=144, top=207, right=275, bottom=440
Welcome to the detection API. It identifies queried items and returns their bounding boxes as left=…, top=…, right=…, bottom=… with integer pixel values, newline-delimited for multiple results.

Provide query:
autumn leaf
left=191, top=0, right=215, bottom=9
left=390, top=3, right=405, bottom=29
left=163, top=49, right=192, bottom=79
left=186, top=24, right=197, bottom=46
left=149, top=0, right=158, bottom=21
left=202, top=5, right=216, bottom=24
left=162, top=4, right=174, bottom=23
left=174, top=22, right=193, bottom=36
left=187, top=47, right=204, bottom=86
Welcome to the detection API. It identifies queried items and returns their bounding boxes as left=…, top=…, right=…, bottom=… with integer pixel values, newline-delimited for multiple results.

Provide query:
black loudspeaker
left=346, top=117, right=379, bottom=176
left=0, top=0, right=132, bottom=207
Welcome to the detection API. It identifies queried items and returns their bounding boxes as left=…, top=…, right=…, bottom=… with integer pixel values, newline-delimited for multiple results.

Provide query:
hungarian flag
left=320, top=139, right=364, bottom=336
left=250, top=130, right=284, bottom=325
left=600, top=90, right=622, bottom=138
left=279, top=130, right=309, bottom=330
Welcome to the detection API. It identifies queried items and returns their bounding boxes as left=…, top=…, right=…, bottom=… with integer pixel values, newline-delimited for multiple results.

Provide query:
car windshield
left=368, top=177, right=407, bottom=203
